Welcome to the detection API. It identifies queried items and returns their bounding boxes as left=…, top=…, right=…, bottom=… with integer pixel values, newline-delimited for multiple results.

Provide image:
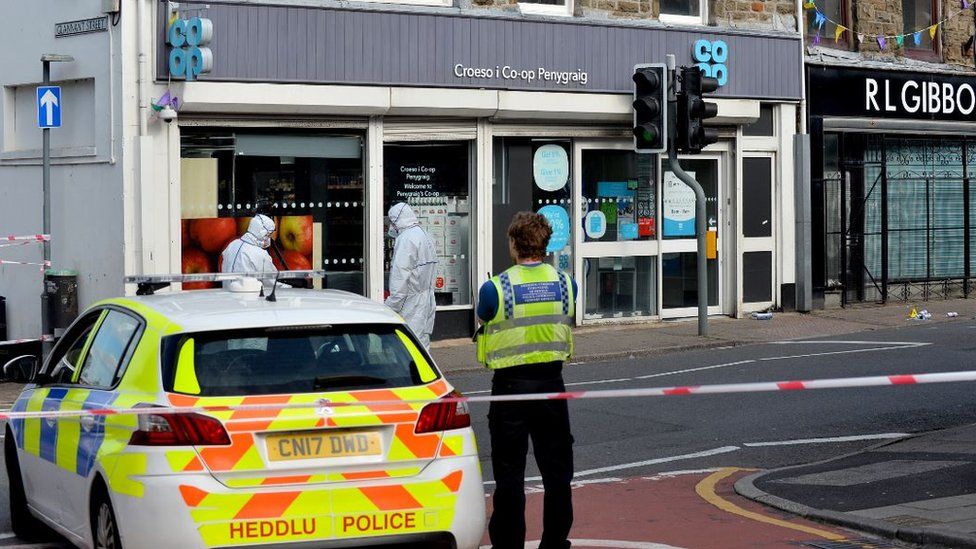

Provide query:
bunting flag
left=814, top=31, right=822, bottom=45
left=804, top=1, right=972, bottom=47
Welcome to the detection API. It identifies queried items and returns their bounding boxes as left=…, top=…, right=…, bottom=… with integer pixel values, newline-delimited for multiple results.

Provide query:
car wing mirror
left=2, top=355, right=39, bottom=384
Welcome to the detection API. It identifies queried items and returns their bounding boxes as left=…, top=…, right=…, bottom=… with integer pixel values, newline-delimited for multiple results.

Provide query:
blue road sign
left=36, top=86, right=62, bottom=129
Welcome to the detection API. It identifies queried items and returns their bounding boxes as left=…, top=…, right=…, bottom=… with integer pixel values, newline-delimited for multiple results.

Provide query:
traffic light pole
left=666, top=57, right=708, bottom=336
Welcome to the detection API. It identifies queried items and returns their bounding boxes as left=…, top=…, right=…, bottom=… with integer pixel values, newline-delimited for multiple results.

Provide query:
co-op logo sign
left=167, top=17, right=214, bottom=81
left=693, top=39, right=729, bottom=87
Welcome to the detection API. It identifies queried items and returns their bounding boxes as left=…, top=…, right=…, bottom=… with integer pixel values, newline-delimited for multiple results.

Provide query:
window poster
left=663, top=171, right=696, bottom=237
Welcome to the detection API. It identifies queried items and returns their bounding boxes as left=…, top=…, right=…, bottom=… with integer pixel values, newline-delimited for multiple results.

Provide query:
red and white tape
left=0, top=335, right=53, bottom=347
left=2, top=234, right=49, bottom=243
left=0, top=241, right=40, bottom=249
left=0, top=370, right=972, bottom=420
left=0, top=259, right=51, bottom=271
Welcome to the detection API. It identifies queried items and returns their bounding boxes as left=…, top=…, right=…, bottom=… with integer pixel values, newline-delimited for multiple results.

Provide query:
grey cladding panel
left=163, top=3, right=801, bottom=99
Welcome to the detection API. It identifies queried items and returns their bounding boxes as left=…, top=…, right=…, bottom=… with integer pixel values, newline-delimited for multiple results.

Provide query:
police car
left=2, top=273, right=485, bottom=549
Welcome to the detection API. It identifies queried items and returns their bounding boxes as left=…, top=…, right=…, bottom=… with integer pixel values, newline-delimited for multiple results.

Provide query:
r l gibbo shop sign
left=866, top=78, right=976, bottom=116
left=809, top=66, right=976, bottom=122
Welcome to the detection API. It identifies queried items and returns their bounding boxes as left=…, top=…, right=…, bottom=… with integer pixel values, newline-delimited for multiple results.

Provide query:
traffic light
left=632, top=64, right=668, bottom=153
left=677, top=66, right=719, bottom=154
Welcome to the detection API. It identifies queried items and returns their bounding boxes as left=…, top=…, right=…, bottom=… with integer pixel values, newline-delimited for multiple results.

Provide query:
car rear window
left=161, top=324, right=439, bottom=396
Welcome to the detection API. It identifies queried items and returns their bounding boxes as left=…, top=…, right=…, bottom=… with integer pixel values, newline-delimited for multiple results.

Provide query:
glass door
left=575, top=141, right=660, bottom=323
left=659, top=155, right=724, bottom=318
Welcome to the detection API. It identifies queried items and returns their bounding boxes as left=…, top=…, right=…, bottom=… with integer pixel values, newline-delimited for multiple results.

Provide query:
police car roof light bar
left=125, top=271, right=327, bottom=295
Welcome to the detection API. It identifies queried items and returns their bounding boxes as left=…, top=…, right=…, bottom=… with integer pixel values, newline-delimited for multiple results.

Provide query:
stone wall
left=805, top=0, right=976, bottom=70
left=466, top=0, right=796, bottom=30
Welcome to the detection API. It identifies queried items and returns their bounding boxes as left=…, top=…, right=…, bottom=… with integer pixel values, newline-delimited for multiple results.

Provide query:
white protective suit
left=221, top=214, right=277, bottom=275
left=385, top=203, right=438, bottom=348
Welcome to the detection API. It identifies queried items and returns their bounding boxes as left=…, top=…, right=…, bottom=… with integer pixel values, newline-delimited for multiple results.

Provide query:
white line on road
left=483, top=446, right=740, bottom=486
left=769, top=340, right=929, bottom=346
left=742, top=433, right=909, bottom=447
left=634, top=360, right=755, bottom=380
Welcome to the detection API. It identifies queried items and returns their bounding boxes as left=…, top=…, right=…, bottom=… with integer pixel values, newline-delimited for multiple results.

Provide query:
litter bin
left=45, top=270, right=78, bottom=337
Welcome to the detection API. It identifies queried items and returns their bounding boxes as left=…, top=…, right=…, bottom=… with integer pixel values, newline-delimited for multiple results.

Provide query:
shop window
left=493, top=139, right=573, bottom=278
left=805, top=0, right=848, bottom=47
left=743, top=105, right=775, bottom=137
left=517, top=0, right=573, bottom=17
left=743, top=251, right=772, bottom=303
left=583, top=256, right=657, bottom=319
left=903, top=0, right=936, bottom=52
left=582, top=150, right=656, bottom=243
left=742, top=157, right=773, bottom=238
left=383, top=142, right=471, bottom=307
left=662, top=252, right=718, bottom=308
left=659, top=0, right=705, bottom=24
left=180, top=131, right=365, bottom=294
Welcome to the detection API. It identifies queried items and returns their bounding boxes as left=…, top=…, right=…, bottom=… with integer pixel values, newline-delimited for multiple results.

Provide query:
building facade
left=805, top=0, right=976, bottom=307
left=1, top=0, right=803, bottom=341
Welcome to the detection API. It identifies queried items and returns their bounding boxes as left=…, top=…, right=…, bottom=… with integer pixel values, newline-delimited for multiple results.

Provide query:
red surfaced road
left=483, top=469, right=851, bottom=548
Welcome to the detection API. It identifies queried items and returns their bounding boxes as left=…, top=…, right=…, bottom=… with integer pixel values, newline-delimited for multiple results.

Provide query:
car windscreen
left=160, top=324, right=439, bottom=397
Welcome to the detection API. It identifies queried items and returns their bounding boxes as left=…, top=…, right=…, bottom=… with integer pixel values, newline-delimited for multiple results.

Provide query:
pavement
left=431, top=297, right=976, bottom=373
left=738, top=424, right=976, bottom=549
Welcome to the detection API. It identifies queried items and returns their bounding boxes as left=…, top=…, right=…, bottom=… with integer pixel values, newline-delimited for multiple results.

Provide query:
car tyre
left=4, top=428, right=50, bottom=541
left=91, top=483, right=123, bottom=549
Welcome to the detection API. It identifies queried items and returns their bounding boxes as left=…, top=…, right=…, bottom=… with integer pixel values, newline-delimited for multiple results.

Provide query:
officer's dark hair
left=508, top=212, right=552, bottom=261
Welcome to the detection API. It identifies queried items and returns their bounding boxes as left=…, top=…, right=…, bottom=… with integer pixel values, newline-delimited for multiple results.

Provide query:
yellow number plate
left=266, top=431, right=381, bottom=462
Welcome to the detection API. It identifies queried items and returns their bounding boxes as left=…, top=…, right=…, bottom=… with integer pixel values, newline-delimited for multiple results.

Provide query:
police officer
left=477, top=211, right=577, bottom=549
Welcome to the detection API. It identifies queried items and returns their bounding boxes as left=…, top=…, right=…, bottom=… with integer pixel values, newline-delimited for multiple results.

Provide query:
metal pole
left=40, top=60, right=52, bottom=357
left=666, top=56, right=708, bottom=336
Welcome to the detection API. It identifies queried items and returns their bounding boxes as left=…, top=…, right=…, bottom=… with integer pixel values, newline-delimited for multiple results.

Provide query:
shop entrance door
left=659, top=155, right=724, bottom=319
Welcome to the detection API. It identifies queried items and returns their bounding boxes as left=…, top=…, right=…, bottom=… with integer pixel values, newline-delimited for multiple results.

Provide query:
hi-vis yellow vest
left=477, top=263, right=575, bottom=370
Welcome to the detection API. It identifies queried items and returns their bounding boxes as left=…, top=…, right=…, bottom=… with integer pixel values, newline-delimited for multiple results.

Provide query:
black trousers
left=488, top=366, right=574, bottom=549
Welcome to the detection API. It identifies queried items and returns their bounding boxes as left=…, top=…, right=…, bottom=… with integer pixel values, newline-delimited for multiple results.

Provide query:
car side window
left=76, top=311, right=141, bottom=389
left=44, top=312, right=102, bottom=384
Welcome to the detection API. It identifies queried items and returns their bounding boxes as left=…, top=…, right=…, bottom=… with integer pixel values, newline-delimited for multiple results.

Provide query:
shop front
left=808, top=65, right=976, bottom=307
left=162, top=2, right=803, bottom=339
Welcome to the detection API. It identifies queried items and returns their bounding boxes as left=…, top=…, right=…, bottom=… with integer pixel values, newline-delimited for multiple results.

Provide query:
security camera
left=158, top=105, right=178, bottom=123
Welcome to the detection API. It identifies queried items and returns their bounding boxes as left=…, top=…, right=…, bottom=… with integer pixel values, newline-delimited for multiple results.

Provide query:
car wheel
left=90, top=485, right=123, bottom=549
left=4, top=429, right=49, bottom=541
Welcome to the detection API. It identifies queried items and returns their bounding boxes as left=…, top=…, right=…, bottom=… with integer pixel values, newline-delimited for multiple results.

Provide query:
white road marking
left=769, top=340, right=929, bottom=346
left=482, top=540, right=686, bottom=549
left=757, top=344, right=929, bottom=362
left=742, top=433, right=909, bottom=447
left=641, top=468, right=721, bottom=480
left=634, top=360, right=755, bottom=380
left=483, top=446, right=740, bottom=486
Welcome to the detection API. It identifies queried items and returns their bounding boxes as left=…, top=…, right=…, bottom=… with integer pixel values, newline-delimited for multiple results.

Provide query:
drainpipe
left=796, top=0, right=807, bottom=135
left=137, top=0, right=149, bottom=138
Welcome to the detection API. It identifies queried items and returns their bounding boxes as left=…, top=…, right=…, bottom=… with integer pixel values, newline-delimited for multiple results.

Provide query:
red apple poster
left=181, top=215, right=314, bottom=289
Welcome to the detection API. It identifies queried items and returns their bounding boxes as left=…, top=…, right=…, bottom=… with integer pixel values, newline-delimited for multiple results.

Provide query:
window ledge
left=658, top=13, right=705, bottom=26
left=1, top=146, right=97, bottom=161
left=517, top=2, right=573, bottom=17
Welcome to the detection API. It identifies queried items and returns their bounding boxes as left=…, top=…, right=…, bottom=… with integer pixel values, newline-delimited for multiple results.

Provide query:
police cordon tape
left=0, top=370, right=973, bottom=420
left=0, top=335, right=54, bottom=347
left=2, top=234, right=50, bottom=242
left=0, top=259, right=51, bottom=269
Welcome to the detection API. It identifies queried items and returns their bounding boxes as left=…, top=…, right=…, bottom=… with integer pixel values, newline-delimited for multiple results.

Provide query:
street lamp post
left=39, top=54, right=73, bottom=357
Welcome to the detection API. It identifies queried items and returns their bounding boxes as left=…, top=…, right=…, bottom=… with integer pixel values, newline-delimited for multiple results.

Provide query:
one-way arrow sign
left=36, top=86, right=62, bottom=129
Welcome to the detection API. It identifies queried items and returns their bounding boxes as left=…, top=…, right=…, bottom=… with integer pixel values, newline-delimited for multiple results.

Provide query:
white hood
left=388, top=203, right=420, bottom=232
